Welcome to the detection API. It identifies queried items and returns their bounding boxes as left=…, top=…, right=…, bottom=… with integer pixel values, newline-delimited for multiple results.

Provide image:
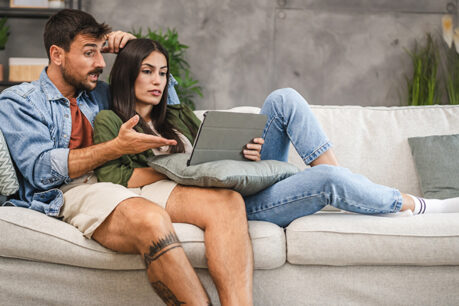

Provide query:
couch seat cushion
left=0, top=207, right=285, bottom=270
left=287, top=212, right=459, bottom=266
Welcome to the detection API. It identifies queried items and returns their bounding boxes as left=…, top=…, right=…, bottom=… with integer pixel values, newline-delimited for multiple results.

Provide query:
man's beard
left=61, top=65, right=103, bottom=92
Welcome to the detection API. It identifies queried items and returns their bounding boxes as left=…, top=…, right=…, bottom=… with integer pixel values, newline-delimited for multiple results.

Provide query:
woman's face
left=134, top=50, right=168, bottom=108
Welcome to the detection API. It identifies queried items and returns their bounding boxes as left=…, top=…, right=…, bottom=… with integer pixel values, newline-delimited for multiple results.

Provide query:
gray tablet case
left=187, top=111, right=267, bottom=166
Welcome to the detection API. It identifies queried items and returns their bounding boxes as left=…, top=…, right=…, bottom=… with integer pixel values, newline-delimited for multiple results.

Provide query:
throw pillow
left=0, top=130, right=19, bottom=196
left=408, top=134, right=459, bottom=199
left=147, top=153, right=299, bottom=196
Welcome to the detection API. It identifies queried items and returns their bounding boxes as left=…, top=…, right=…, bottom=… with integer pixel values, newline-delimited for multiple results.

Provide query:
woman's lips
left=149, top=90, right=162, bottom=96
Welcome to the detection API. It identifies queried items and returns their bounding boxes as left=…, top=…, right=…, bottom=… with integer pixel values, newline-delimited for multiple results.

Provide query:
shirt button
left=64, top=114, right=69, bottom=118
left=63, top=134, right=67, bottom=138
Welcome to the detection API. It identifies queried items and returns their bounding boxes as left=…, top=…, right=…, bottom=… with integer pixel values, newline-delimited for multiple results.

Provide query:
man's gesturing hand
left=243, top=138, right=264, bottom=161
left=114, top=115, right=177, bottom=155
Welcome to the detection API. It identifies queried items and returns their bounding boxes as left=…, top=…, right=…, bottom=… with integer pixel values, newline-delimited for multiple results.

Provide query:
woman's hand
left=114, top=115, right=177, bottom=155
left=243, top=138, right=264, bottom=161
left=102, top=31, right=136, bottom=53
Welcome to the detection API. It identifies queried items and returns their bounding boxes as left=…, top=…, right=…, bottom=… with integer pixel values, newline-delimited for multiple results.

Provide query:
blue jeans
left=244, top=88, right=403, bottom=227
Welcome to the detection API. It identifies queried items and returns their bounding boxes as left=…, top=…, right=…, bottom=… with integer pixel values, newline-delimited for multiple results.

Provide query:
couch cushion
left=147, top=153, right=299, bottom=196
left=286, top=212, right=459, bottom=266
left=0, top=206, right=285, bottom=270
left=0, top=130, right=19, bottom=196
left=408, top=134, right=459, bottom=199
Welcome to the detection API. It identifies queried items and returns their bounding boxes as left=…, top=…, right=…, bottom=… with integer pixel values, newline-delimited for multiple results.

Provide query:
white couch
left=1, top=104, right=459, bottom=305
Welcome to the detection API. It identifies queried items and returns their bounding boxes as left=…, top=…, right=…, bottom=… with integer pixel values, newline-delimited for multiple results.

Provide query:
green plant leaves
left=441, top=38, right=459, bottom=105
left=405, top=33, right=441, bottom=106
left=405, top=16, right=459, bottom=106
left=0, top=17, right=10, bottom=50
left=132, top=28, right=202, bottom=110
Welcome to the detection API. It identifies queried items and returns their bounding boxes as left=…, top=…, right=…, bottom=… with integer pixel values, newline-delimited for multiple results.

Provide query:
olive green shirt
left=93, top=104, right=201, bottom=187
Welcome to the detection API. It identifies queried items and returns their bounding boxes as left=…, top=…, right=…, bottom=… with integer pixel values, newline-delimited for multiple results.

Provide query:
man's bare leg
left=92, top=197, right=211, bottom=305
left=166, top=186, right=253, bottom=306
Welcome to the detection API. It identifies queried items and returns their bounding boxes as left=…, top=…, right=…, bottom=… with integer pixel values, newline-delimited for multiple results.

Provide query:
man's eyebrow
left=83, top=43, right=98, bottom=48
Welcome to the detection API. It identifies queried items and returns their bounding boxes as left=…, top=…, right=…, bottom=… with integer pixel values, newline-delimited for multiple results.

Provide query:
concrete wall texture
left=1, top=0, right=458, bottom=109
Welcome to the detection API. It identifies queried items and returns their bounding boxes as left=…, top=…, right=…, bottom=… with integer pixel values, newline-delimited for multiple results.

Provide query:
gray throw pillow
left=147, top=153, right=299, bottom=196
left=0, top=130, right=19, bottom=196
left=408, top=134, right=459, bottom=199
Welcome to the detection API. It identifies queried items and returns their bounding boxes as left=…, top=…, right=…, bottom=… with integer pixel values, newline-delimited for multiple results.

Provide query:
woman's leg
left=259, top=88, right=337, bottom=165
left=244, top=165, right=402, bottom=227
left=257, top=88, right=459, bottom=218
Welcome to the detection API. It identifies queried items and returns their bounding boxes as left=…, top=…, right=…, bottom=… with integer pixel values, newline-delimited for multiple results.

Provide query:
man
left=0, top=9, right=253, bottom=305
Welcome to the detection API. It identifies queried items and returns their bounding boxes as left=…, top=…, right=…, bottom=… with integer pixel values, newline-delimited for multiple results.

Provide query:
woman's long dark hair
left=110, top=38, right=185, bottom=153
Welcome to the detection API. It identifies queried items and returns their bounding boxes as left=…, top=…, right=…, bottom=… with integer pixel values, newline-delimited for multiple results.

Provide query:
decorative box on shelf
left=8, top=57, right=48, bottom=82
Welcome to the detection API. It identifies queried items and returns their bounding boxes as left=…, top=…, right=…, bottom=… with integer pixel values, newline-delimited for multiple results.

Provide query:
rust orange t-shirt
left=68, top=97, right=93, bottom=149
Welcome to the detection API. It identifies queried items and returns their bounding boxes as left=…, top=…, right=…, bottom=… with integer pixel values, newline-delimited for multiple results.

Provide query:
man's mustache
left=89, top=68, right=104, bottom=75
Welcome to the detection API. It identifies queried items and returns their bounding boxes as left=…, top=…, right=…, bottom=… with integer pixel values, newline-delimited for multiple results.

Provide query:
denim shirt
left=0, top=69, right=182, bottom=216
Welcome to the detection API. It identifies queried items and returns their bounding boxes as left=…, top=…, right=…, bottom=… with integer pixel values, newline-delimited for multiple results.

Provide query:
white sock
left=408, top=194, right=459, bottom=214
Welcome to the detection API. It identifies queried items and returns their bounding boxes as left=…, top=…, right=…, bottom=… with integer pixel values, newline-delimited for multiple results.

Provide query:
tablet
left=187, top=111, right=267, bottom=166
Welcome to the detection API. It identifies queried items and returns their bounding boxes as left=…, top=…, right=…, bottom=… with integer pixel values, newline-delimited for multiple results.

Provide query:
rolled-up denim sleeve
left=167, top=74, right=181, bottom=105
left=49, top=148, right=70, bottom=180
left=0, top=92, right=70, bottom=190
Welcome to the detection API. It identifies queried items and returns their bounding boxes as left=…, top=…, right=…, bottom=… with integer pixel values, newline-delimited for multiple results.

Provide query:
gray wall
left=1, top=0, right=458, bottom=109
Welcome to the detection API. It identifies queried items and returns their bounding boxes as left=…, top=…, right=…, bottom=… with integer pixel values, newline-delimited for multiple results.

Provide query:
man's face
left=60, top=34, right=106, bottom=92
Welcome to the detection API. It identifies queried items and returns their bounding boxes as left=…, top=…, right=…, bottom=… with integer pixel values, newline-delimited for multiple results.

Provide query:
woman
left=94, top=39, right=459, bottom=227
left=94, top=39, right=253, bottom=306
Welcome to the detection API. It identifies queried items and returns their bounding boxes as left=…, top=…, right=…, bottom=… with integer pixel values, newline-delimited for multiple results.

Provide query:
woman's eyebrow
left=142, top=63, right=168, bottom=70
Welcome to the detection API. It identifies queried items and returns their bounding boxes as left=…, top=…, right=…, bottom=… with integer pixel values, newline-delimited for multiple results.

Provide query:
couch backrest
left=302, top=105, right=459, bottom=195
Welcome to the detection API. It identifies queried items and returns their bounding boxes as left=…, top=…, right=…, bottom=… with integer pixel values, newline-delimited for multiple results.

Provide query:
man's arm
left=69, top=115, right=177, bottom=178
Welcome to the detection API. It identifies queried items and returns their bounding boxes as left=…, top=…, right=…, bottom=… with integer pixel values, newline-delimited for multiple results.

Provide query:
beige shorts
left=59, top=173, right=177, bottom=238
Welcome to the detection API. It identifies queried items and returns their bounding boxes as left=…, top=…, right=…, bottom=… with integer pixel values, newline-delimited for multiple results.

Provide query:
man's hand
left=243, top=138, right=264, bottom=161
left=114, top=115, right=177, bottom=155
left=102, top=30, right=136, bottom=53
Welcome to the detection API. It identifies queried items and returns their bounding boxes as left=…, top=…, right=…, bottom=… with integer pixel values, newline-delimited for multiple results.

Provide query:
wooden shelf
left=0, top=7, right=63, bottom=18
left=0, top=81, right=21, bottom=87
left=0, top=1, right=81, bottom=18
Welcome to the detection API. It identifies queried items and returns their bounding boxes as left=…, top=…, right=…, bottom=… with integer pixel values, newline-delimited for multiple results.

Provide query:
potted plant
left=0, top=17, right=10, bottom=81
left=441, top=15, right=459, bottom=105
left=403, top=15, right=459, bottom=106
left=404, top=33, right=441, bottom=105
left=132, top=28, right=202, bottom=110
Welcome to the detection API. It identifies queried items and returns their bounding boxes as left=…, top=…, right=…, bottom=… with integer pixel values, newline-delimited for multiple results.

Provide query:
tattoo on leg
left=151, top=281, right=186, bottom=305
left=144, top=232, right=182, bottom=268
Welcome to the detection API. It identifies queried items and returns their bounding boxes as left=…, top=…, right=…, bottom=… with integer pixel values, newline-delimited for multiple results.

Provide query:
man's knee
left=117, top=198, right=174, bottom=245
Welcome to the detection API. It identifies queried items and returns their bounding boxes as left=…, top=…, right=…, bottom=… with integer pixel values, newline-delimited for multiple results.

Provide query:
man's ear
left=49, top=45, right=64, bottom=66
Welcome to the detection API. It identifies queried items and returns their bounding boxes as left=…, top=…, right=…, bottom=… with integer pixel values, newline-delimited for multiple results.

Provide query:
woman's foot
left=407, top=194, right=459, bottom=214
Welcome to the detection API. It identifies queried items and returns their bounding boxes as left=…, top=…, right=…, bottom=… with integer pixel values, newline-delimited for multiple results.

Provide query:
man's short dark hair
left=43, top=9, right=111, bottom=59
